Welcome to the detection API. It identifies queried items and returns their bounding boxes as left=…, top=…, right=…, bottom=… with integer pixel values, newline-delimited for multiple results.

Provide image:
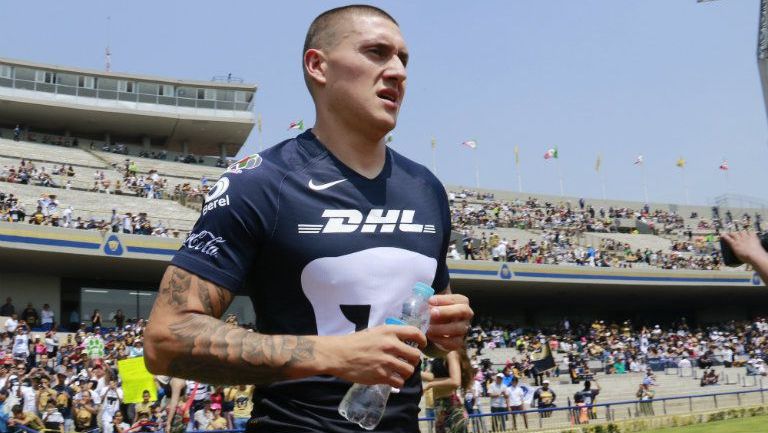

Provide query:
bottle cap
left=413, top=282, right=435, bottom=299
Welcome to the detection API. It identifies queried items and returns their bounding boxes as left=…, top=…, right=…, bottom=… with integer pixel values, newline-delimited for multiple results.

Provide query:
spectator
left=532, top=379, right=556, bottom=418
left=4, top=314, right=18, bottom=336
left=0, top=298, right=14, bottom=317
left=8, top=404, right=45, bottom=431
left=40, top=304, right=54, bottom=331
left=227, top=385, right=252, bottom=431
left=573, top=379, right=600, bottom=423
left=700, top=369, right=719, bottom=387
left=91, top=310, right=102, bottom=329
left=636, top=383, right=655, bottom=416
left=507, top=376, right=528, bottom=430
left=13, top=125, right=20, bottom=142
left=488, top=373, right=509, bottom=432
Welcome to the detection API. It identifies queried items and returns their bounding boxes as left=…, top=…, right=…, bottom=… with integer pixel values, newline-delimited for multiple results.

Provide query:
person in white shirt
left=40, top=304, right=54, bottom=331
left=5, top=314, right=19, bottom=335
left=488, top=373, right=509, bottom=432
left=507, top=376, right=529, bottom=430
left=678, top=356, right=692, bottom=370
left=100, top=380, right=124, bottom=433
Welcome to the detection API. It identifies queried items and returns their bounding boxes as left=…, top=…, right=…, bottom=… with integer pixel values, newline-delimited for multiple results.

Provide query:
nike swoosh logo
left=308, top=178, right=347, bottom=191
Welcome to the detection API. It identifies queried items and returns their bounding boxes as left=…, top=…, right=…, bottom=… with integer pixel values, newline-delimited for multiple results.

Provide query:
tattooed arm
left=144, top=265, right=427, bottom=387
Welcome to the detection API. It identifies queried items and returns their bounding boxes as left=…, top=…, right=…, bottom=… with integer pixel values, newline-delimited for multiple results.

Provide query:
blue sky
left=1, top=0, right=766, bottom=205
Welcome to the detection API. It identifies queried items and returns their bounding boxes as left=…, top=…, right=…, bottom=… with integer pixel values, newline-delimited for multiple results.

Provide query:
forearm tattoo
left=159, top=267, right=316, bottom=385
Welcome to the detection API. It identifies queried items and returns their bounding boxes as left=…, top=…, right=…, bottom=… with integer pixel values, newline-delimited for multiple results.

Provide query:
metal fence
left=9, top=387, right=768, bottom=433
left=419, top=386, right=768, bottom=433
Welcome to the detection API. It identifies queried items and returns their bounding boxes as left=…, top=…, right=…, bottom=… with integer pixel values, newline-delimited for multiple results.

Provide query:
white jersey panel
left=301, top=247, right=437, bottom=336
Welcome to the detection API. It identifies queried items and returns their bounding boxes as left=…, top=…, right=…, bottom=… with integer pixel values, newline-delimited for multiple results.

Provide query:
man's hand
left=426, top=292, right=473, bottom=352
left=325, top=325, right=427, bottom=388
left=721, top=231, right=768, bottom=265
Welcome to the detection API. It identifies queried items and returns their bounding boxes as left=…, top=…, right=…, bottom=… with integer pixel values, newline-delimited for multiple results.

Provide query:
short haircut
left=302, top=5, right=399, bottom=96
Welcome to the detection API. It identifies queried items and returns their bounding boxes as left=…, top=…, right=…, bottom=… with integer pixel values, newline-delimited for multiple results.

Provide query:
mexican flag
left=544, top=147, right=558, bottom=159
left=462, top=140, right=477, bottom=149
left=288, top=120, right=304, bottom=131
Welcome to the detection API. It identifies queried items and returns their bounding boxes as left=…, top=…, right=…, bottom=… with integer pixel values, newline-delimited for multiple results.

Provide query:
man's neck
left=311, top=118, right=388, bottom=180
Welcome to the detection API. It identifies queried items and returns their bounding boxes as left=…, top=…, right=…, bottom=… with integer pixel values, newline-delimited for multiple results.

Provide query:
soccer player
left=144, top=5, right=473, bottom=433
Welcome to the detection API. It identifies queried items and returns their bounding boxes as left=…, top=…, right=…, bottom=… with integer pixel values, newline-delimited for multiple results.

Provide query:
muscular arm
left=144, top=265, right=325, bottom=385
left=144, top=266, right=425, bottom=387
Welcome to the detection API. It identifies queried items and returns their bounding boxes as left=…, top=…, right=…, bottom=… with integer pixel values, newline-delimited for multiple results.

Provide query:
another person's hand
left=721, top=232, right=768, bottom=265
left=326, top=324, right=427, bottom=388
left=427, top=294, right=473, bottom=351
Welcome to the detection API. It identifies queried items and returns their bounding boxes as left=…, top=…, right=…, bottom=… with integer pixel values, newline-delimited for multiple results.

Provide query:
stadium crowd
left=0, top=191, right=180, bottom=238
left=467, top=316, right=768, bottom=383
left=447, top=190, right=731, bottom=271
left=0, top=298, right=252, bottom=433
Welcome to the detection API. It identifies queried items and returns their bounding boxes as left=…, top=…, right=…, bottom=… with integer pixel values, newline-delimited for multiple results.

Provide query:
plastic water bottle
left=338, top=282, right=435, bottom=430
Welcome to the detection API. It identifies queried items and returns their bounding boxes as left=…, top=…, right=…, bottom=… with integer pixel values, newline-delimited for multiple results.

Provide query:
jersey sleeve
left=171, top=168, right=275, bottom=293
left=431, top=179, right=452, bottom=293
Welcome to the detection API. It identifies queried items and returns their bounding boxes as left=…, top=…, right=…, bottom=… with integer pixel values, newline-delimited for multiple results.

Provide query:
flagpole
left=517, top=171, right=522, bottom=193
left=681, top=167, right=690, bottom=205
left=600, top=172, right=607, bottom=201
left=642, top=163, right=649, bottom=203
left=556, top=158, right=564, bottom=197
left=474, top=147, right=480, bottom=188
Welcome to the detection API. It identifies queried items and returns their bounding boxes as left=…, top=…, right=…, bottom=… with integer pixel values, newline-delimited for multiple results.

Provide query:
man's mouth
left=377, top=89, right=399, bottom=104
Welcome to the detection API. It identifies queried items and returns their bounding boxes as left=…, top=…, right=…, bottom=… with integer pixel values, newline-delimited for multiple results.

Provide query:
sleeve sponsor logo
left=182, top=230, right=226, bottom=257
left=202, top=177, right=231, bottom=215
left=226, top=154, right=262, bottom=174
left=298, top=209, right=436, bottom=234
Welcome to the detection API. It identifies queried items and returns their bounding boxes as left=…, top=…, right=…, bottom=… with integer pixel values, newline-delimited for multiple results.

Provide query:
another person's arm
left=422, top=351, right=462, bottom=393
left=721, top=231, right=768, bottom=284
left=144, top=265, right=426, bottom=388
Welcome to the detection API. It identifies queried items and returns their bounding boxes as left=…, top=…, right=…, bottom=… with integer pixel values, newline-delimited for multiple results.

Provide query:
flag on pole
left=257, top=114, right=262, bottom=133
left=634, top=155, right=644, bottom=165
left=719, top=160, right=729, bottom=171
left=385, top=134, right=393, bottom=143
left=431, top=137, right=437, bottom=150
left=543, top=148, right=555, bottom=159
left=595, top=154, right=602, bottom=173
left=530, top=343, right=556, bottom=372
left=514, top=145, right=520, bottom=167
left=462, top=140, right=477, bottom=149
left=288, top=120, right=304, bottom=131
left=676, top=157, right=686, bottom=168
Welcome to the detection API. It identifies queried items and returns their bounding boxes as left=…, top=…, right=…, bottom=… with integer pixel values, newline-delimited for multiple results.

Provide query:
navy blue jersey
left=171, top=130, right=451, bottom=433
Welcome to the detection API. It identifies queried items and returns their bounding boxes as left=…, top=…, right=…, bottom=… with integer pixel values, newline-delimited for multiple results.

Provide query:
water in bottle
left=338, top=282, right=435, bottom=430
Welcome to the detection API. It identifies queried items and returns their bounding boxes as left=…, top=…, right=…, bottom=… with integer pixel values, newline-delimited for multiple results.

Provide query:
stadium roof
left=0, top=57, right=257, bottom=157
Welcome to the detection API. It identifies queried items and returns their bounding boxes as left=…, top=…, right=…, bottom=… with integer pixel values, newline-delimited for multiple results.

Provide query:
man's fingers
left=388, top=325, right=428, bottom=349
left=386, top=356, right=416, bottom=381
left=429, top=304, right=474, bottom=324
left=428, top=294, right=469, bottom=307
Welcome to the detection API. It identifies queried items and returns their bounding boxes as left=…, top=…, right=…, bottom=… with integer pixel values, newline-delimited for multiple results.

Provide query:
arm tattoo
left=162, top=267, right=191, bottom=308
left=158, top=267, right=316, bottom=385
left=166, top=315, right=316, bottom=385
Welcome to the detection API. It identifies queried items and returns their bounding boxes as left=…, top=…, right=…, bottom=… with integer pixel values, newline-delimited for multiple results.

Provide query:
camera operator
left=721, top=231, right=768, bottom=284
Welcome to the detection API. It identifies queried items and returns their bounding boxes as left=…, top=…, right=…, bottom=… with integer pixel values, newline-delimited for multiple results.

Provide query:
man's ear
left=304, top=48, right=327, bottom=88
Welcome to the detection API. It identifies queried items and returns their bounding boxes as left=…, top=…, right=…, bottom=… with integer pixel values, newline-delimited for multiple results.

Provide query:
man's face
left=319, top=15, right=408, bottom=134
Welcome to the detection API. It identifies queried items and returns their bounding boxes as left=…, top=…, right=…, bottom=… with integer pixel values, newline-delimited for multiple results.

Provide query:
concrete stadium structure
left=0, top=57, right=256, bottom=159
